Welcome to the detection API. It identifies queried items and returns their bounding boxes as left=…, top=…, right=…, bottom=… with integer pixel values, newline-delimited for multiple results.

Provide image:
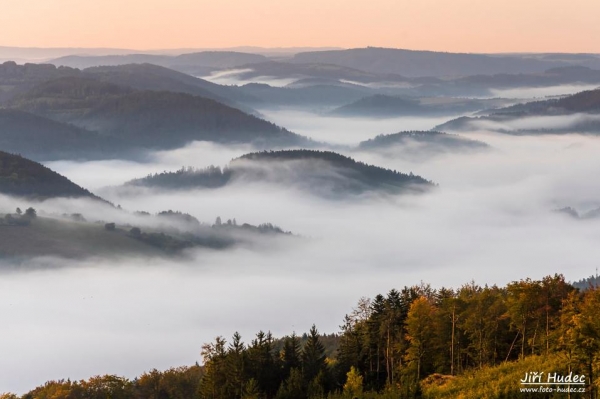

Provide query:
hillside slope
left=10, top=77, right=308, bottom=150
left=0, top=109, right=125, bottom=160
left=0, top=151, right=96, bottom=198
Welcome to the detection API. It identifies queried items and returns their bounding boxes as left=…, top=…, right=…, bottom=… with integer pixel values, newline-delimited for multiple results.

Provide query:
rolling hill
left=0, top=150, right=96, bottom=199
left=357, top=131, right=489, bottom=156
left=0, top=109, right=124, bottom=160
left=436, top=88, right=600, bottom=133
left=81, top=63, right=258, bottom=111
left=9, top=76, right=309, bottom=150
left=126, top=149, right=433, bottom=197
left=0, top=61, right=80, bottom=103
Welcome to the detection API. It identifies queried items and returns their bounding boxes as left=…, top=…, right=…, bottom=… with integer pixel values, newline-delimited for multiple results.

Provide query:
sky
left=1, top=0, right=600, bottom=53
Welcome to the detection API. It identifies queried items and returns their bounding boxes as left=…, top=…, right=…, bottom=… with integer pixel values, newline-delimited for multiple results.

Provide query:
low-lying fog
left=258, top=109, right=456, bottom=145
left=201, top=69, right=299, bottom=87
left=3, top=112, right=600, bottom=393
left=489, top=84, right=600, bottom=99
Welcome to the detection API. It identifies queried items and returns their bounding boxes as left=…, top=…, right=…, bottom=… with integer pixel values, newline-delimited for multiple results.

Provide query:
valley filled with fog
left=2, top=47, right=600, bottom=394
left=4, top=104, right=600, bottom=392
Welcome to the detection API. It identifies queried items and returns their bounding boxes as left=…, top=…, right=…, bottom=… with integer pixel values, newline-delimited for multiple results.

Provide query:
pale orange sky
left=1, top=0, right=599, bottom=53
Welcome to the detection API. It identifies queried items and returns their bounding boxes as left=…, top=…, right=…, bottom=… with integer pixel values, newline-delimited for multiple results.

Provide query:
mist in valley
left=3, top=106, right=600, bottom=392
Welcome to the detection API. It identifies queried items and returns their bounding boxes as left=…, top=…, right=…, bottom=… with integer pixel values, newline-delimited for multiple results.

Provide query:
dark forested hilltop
left=0, top=150, right=96, bottom=199
left=127, top=150, right=433, bottom=197
left=10, top=274, right=600, bottom=399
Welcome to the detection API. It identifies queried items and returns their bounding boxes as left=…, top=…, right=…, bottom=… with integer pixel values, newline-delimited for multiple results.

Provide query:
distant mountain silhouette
left=127, top=150, right=433, bottom=197
left=49, top=51, right=268, bottom=72
left=213, top=61, right=409, bottom=82
left=291, top=47, right=600, bottom=77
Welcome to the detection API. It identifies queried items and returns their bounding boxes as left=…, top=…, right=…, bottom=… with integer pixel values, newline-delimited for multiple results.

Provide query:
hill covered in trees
left=7, top=274, right=600, bottom=399
left=81, top=63, right=258, bottom=112
left=0, top=61, right=80, bottom=103
left=0, top=109, right=127, bottom=160
left=436, top=88, right=600, bottom=133
left=126, top=150, right=433, bottom=197
left=0, top=207, right=292, bottom=259
left=6, top=75, right=308, bottom=153
left=0, top=151, right=96, bottom=199
left=357, top=131, right=489, bottom=157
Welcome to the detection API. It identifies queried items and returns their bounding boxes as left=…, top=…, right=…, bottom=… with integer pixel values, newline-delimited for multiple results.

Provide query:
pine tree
left=281, top=334, right=301, bottom=380
left=302, top=325, right=328, bottom=392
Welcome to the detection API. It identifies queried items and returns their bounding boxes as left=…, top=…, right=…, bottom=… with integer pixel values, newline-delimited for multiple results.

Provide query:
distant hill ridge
left=435, top=88, right=600, bottom=133
left=291, top=47, right=600, bottom=77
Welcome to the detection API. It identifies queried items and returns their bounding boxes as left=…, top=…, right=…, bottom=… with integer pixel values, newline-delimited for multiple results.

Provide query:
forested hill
left=127, top=150, right=433, bottom=197
left=8, top=76, right=309, bottom=150
left=492, top=87, right=600, bottom=116
left=0, top=61, right=79, bottom=103
left=0, top=151, right=96, bottom=198
left=358, top=131, right=489, bottom=153
left=0, top=109, right=125, bottom=161
left=81, top=63, right=257, bottom=112
left=436, top=88, right=600, bottom=133
left=0, top=61, right=254, bottom=112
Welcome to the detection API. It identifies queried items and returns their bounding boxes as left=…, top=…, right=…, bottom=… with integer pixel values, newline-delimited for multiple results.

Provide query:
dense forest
left=127, top=150, right=433, bottom=197
left=495, top=88, right=600, bottom=116
left=0, top=150, right=96, bottom=199
left=7, top=274, right=600, bottom=399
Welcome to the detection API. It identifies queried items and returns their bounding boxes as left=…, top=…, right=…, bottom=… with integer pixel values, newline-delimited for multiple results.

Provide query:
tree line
left=5, top=274, right=600, bottom=398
